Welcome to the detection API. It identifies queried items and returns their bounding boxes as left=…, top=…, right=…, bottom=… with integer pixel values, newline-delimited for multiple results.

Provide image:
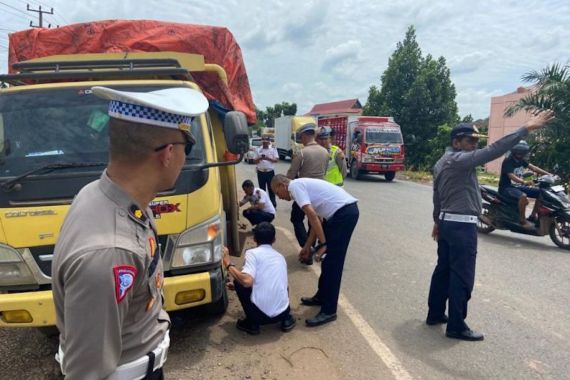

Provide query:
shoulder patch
left=113, top=265, right=138, bottom=303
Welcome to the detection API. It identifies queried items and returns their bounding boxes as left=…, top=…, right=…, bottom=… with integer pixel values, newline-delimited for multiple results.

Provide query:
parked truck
left=0, top=20, right=254, bottom=327
left=318, top=116, right=405, bottom=181
left=274, top=115, right=316, bottom=160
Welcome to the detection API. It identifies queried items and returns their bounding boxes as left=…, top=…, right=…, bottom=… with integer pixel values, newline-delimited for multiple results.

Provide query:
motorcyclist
left=498, top=141, right=552, bottom=227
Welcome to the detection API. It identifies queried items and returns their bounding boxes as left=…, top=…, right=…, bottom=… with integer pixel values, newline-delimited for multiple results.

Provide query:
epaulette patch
left=128, top=204, right=148, bottom=227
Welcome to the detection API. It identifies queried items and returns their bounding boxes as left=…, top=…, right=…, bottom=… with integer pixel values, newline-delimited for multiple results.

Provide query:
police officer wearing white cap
left=52, top=86, right=208, bottom=379
left=286, top=122, right=329, bottom=253
left=427, top=110, right=554, bottom=342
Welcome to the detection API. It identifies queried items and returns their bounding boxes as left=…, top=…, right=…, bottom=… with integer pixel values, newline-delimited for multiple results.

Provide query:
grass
left=398, top=169, right=500, bottom=186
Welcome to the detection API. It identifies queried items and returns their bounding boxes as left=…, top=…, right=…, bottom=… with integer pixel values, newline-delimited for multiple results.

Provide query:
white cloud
left=1, top=0, right=569, bottom=120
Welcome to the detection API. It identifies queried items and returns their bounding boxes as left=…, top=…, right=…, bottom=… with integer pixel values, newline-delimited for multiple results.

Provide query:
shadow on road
left=391, top=319, right=482, bottom=380
left=478, top=232, right=568, bottom=255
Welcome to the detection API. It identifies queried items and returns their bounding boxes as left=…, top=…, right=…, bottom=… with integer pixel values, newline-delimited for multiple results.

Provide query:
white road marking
left=276, top=226, right=414, bottom=380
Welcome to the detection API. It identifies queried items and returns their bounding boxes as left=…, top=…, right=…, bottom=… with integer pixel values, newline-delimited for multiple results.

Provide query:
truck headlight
left=361, top=154, right=375, bottom=163
left=171, top=217, right=223, bottom=268
left=0, top=244, right=36, bottom=286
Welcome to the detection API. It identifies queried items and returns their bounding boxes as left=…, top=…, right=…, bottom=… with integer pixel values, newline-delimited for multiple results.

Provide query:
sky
left=0, top=0, right=569, bottom=119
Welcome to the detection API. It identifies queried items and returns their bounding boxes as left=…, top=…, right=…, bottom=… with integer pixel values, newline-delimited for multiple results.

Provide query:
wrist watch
left=226, top=263, right=235, bottom=270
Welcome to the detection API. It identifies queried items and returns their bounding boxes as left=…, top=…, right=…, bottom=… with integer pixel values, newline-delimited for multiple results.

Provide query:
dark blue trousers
left=234, top=281, right=290, bottom=327
left=315, top=203, right=359, bottom=315
left=257, top=170, right=277, bottom=207
left=243, top=209, right=274, bottom=226
left=427, top=220, right=478, bottom=332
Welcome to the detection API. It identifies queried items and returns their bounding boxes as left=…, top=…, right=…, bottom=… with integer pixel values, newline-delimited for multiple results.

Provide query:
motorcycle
left=478, top=175, right=570, bottom=250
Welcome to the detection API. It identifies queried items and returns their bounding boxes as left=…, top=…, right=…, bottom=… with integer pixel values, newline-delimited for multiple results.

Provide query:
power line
left=13, top=0, right=70, bottom=25
left=0, top=1, right=28, bottom=16
left=0, top=6, right=30, bottom=23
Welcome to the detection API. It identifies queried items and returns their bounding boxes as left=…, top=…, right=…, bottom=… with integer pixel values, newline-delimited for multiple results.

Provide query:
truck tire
left=384, top=172, right=396, bottom=182
left=206, top=285, right=229, bottom=315
left=350, top=161, right=362, bottom=180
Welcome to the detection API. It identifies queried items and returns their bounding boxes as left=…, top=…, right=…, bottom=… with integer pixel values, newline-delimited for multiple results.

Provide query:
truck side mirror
left=224, top=111, right=249, bottom=154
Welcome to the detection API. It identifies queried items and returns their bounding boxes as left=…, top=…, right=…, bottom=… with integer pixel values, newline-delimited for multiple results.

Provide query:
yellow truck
left=0, top=22, right=253, bottom=327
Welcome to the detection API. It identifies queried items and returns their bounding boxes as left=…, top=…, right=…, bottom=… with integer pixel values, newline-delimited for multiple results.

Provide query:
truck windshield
left=0, top=85, right=205, bottom=178
left=365, top=128, right=403, bottom=144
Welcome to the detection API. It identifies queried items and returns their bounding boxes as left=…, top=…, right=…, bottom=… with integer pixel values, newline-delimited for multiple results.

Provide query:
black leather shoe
left=300, top=296, right=322, bottom=306
left=446, top=328, right=484, bottom=341
left=426, top=315, right=448, bottom=326
left=236, top=319, right=260, bottom=335
left=305, top=312, right=337, bottom=327
left=280, top=314, right=296, bottom=332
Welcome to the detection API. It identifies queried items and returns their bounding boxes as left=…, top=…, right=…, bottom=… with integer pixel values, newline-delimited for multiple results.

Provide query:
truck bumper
left=361, top=163, right=404, bottom=172
left=0, top=267, right=224, bottom=327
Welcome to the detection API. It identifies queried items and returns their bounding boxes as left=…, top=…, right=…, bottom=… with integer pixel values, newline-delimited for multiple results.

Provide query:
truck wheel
left=549, top=216, right=570, bottom=250
left=384, top=172, right=396, bottom=182
left=350, top=161, right=361, bottom=180
left=206, top=285, right=229, bottom=315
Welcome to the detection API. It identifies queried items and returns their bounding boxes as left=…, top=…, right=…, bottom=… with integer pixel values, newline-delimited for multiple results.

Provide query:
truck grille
left=29, top=245, right=55, bottom=277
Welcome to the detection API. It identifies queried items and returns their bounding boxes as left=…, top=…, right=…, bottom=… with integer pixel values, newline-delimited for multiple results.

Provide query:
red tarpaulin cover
left=8, top=19, right=256, bottom=124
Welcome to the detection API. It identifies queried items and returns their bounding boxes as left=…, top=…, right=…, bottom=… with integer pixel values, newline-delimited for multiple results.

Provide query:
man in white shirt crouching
left=223, top=222, right=296, bottom=335
left=239, top=180, right=276, bottom=226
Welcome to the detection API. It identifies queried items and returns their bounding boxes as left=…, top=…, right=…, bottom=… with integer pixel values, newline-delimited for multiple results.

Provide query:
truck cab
left=0, top=51, right=250, bottom=327
left=349, top=117, right=405, bottom=181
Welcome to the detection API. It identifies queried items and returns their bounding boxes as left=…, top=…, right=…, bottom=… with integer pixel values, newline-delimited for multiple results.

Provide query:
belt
left=439, top=212, right=478, bottom=224
left=56, top=331, right=170, bottom=380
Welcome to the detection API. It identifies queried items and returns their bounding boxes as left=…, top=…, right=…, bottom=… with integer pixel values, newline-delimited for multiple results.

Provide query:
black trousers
left=144, top=368, right=164, bottom=380
left=427, top=220, right=478, bottom=332
left=243, top=209, right=274, bottom=226
left=234, top=281, right=290, bottom=326
left=290, top=201, right=308, bottom=247
left=314, top=203, right=359, bottom=314
left=257, top=170, right=276, bottom=207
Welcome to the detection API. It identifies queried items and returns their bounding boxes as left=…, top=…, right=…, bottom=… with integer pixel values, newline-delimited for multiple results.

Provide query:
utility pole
left=27, top=4, right=55, bottom=28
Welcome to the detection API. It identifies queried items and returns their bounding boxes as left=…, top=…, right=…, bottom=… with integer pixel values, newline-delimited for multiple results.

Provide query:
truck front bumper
left=0, top=268, right=224, bottom=327
left=361, top=163, right=404, bottom=172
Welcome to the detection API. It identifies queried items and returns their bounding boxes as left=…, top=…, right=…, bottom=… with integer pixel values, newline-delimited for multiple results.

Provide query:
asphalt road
left=1, top=161, right=569, bottom=379
left=238, top=160, right=570, bottom=380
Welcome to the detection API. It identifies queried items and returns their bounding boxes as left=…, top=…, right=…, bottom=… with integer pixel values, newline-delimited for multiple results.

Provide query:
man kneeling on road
left=223, top=222, right=296, bottom=335
left=239, top=179, right=276, bottom=227
left=271, top=174, right=359, bottom=327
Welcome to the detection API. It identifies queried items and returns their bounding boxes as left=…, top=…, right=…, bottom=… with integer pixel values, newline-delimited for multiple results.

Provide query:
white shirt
left=255, top=145, right=278, bottom=171
left=241, top=188, right=275, bottom=215
left=289, top=178, right=357, bottom=220
left=241, top=244, right=289, bottom=317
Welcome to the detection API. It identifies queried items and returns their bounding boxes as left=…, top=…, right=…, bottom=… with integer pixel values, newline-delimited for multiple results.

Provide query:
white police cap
left=296, top=122, right=317, bottom=136
left=91, top=86, right=209, bottom=143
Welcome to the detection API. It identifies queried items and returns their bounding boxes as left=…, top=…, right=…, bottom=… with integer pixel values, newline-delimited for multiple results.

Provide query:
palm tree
left=505, top=62, right=570, bottom=180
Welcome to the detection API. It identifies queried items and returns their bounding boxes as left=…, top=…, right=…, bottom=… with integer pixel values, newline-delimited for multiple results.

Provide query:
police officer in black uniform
left=426, top=110, right=554, bottom=341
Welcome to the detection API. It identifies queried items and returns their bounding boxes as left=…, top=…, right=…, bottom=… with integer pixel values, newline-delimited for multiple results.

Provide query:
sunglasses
left=154, top=141, right=194, bottom=156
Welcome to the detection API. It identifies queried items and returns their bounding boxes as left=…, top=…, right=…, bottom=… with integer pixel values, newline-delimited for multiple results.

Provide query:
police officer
left=286, top=122, right=329, bottom=251
left=316, top=127, right=347, bottom=186
left=427, top=110, right=554, bottom=341
left=271, top=174, right=359, bottom=327
left=52, top=86, right=208, bottom=378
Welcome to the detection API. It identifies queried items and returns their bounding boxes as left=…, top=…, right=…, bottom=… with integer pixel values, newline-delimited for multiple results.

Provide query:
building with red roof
left=307, top=98, right=363, bottom=118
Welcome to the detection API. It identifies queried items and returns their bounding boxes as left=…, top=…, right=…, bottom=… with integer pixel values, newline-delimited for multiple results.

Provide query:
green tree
left=462, top=114, right=474, bottom=123
left=363, top=26, right=459, bottom=169
left=506, top=62, right=570, bottom=180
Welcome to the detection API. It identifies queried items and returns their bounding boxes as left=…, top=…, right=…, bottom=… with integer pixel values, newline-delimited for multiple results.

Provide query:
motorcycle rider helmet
left=510, top=140, right=530, bottom=157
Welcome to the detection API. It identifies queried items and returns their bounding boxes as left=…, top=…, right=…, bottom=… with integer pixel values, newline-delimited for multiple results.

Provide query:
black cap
left=450, top=123, right=487, bottom=140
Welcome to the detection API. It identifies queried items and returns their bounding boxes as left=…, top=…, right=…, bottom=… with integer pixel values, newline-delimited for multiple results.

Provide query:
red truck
left=318, top=116, right=405, bottom=181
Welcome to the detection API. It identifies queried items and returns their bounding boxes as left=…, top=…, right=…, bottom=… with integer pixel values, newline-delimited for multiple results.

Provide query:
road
left=1, top=160, right=569, bottom=379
